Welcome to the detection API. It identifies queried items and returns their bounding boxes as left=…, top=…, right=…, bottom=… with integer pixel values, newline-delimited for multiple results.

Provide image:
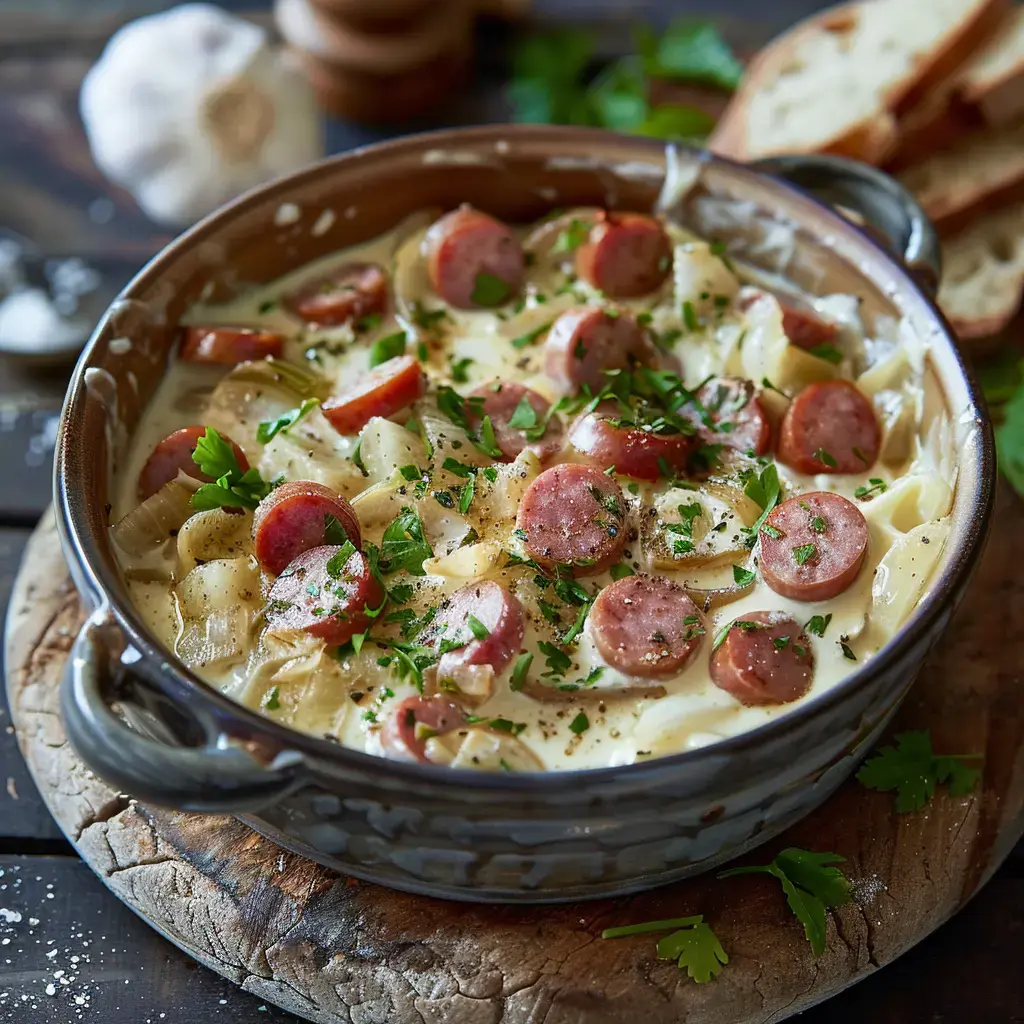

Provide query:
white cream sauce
left=111, top=210, right=955, bottom=771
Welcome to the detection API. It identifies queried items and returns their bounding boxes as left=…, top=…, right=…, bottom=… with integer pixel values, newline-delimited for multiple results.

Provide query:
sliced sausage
left=575, top=213, right=672, bottom=298
left=710, top=611, right=814, bottom=706
left=180, top=326, right=284, bottom=365
left=253, top=481, right=362, bottom=576
left=265, top=545, right=385, bottom=646
left=283, top=262, right=389, bottom=327
left=467, top=381, right=564, bottom=462
left=426, top=580, right=526, bottom=683
left=137, top=426, right=248, bottom=501
left=694, top=377, right=773, bottom=456
left=777, top=379, right=880, bottom=474
left=515, top=464, right=627, bottom=577
left=322, top=354, right=425, bottom=434
left=424, top=205, right=525, bottom=309
left=380, top=695, right=467, bottom=763
left=589, top=574, right=704, bottom=679
left=781, top=304, right=839, bottom=350
left=569, top=402, right=697, bottom=481
left=759, top=491, right=868, bottom=602
left=544, top=308, right=656, bottom=394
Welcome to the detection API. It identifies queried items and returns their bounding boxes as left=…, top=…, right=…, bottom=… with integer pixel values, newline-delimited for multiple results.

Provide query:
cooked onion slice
left=111, top=477, right=198, bottom=557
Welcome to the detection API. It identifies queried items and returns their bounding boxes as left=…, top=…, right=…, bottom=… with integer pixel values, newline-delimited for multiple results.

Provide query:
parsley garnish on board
left=856, top=730, right=983, bottom=812
left=719, top=849, right=852, bottom=956
left=508, top=20, right=739, bottom=141
left=602, top=916, right=728, bottom=984
left=190, top=427, right=273, bottom=510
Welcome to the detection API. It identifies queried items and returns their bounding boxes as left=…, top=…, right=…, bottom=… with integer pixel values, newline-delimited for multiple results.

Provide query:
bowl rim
left=55, top=123, right=997, bottom=792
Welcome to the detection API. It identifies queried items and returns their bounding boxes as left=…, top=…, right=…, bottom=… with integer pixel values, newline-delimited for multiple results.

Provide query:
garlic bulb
left=80, top=3, right=323, bottom=227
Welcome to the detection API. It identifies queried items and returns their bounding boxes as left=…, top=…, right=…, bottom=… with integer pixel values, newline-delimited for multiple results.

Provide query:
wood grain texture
left=4, top=488, right=1024, bottom=1024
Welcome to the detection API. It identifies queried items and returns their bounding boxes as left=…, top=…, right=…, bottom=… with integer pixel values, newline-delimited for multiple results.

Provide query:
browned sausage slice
left=515, top=464, right=627, bottom=577
left=589, top=574, right=704, bottom=679
left=253, top=481, right=362, bottom=576
left=781, top=304, right=839, bottom=350
left=575, top=213, right=673, bottom=298
left=137, top=426, right=248, bottom=501
left=425, top=580, right=526, bottom=682
left=710, top=611, right=814, bottom=706
left=467, top=381, right=564, bottom=462
left=322, top=354, right=425, bottom=434
left=180, top=326, right=284, bottom=365
left=424, top=206, right=525, bottom=309
left=759, top=491, right=868, bottom=602
left=695, top=377, right=773, bottom=456
left=777, top=380, right=880, bottom=474
left=380, top=695, right=467, bottom=763
left=265, top=545, right=385, bottom=646
left=544, top=308, right=655, bottom=394
left=283, top=262, right=389, bottom=327
left=569, top=402, right=697, bottom=481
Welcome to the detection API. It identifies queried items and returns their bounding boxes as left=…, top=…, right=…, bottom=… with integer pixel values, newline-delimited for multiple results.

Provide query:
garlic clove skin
left=80, top=3, right=323, bottom=227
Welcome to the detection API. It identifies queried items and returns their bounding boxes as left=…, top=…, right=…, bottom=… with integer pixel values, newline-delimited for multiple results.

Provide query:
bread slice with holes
left=899, top=121, right=1024, bottom=236
left=710, top=0, right=1008, bottom=163
left=886, top=6, right=1024, bottom=170
left=937, top=203, right=1024, bottom=343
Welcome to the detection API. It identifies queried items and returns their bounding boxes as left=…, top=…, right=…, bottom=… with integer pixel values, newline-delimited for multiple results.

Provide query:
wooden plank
left=0, top=528, right=66, bottom=845
left=0, top=853, right=1019, bottom=1024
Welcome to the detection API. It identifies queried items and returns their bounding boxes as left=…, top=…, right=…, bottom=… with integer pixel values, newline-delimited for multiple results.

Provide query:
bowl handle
left=751, top=154, right=941, bottom=297
left=61, top=607, right=308, bottom=814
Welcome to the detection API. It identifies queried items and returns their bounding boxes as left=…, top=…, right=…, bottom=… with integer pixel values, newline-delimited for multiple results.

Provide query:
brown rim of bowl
left=55, top=124, right=997, bottom=791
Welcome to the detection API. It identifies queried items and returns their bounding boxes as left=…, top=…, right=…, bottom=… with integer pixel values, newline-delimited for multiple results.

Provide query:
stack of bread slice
left=710, top=0, right=1024, bottom=354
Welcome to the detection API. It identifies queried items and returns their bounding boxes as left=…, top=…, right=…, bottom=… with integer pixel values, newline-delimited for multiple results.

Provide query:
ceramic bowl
left=55, top=126, right=994, bottom=902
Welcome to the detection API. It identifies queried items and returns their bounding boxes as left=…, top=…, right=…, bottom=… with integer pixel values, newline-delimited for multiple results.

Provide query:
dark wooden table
left=1, top=3, right=1022, bottom=1022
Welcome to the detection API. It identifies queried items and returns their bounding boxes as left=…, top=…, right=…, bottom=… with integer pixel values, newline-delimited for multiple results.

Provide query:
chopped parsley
left=732, top=564, right=756, bottom=587
left=569, top=711, right=590, bottom=735
left=510, top=321, right=553, bottom=349
left=510, top=652, right=533, bottom=692
left=804, top=613, right=832, bottom=637
left=610, top=562, right=635, bottom=580
left=807, top=344, right=843, bottom=364
left=507, top=395, right=539, bottom=429
left=466, top=614, right=490, bottom=640
left=855, top=478, right=888, bottom=500
left=376, top=507, right=433, bottom=576
left=262, top=686, right=281, bottom=711
left=813, top=447, right=838, bottom=468
left=190, top=427, right=274, bottom=510
left=368, top=330, right=407, bottom=368
left=792, top=543, right=817, bottom=565
left=449, top=355, right=473, bottom=382
left=552, top=218, right=590, bottom=254
left=471, top=272, right=511, bottom=307
left=537, top=640, right=572, bottom=677
left=323, top=513, right=350, bottom=545
left=256, top=397, right=320, bottom=443
left=682, top=300, right=700, bottom=331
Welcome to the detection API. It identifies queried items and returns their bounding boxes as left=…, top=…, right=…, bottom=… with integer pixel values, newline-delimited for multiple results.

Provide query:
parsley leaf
left=436, top=386, right=469, bottom=429
left=471, top=272, right=511, bottom=307
left=537, top=641, right=572, bottom=677
left=813, top=447, right=838, bottom=468
left=378, top=507, right=433, bottom=576
left=793, top=543, right=817, bottom=565
left=743, top=463, right=782, bottom=540
left=719, top=848, right=852, bottom=956
left=610, top=562, right=635, bottom=580
left=569, top=710, right=589, bottom=735
left=458, top=474, right=476, bottom=515
left=257, top=397, right=320, bottom=443
left=190, top=427, right=273, bottom=510
left=262, top=686, right=281, bottom=711
left=324, top=513, right=350, bottom=545
left=639, top=19, right=744, bottom=91
left=511, top=321, right=553, bottom=349
left=368, top=330, right=406, bottom=368
left=603, top=915, right=728, bottom=984
left=466, top=614, right=490, bottom=640
left=449, top=355, right=473, bottom=383
left=804, top=613, right=832, bottom=637
left=507, top=395, right=539, bottom=430
left=472, top=415, right=504, bottom=459
left=732, top=564, right=756, bottom=587
left=856, top=730, right=983, bottom=812
left=552, top=219, right=591, bottom=254
left=510, top=652, right=533, bottom=692
left=855, top=478, right=888, bottom=500
left=560, top=598, right=593, bottom=645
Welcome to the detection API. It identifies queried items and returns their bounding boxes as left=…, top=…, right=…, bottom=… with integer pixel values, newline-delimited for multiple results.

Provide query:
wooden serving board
left=6, top=490, right=1024, bottom=1024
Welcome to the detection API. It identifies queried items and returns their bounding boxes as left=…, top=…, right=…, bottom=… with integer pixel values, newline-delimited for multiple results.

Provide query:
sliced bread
left=885, top=6, right=1024, bottom=171
left=710, top=0, right=1008, bottom=163
left=899, top=121, right=1024, bottom=235
left=937, top=203, right=1024, bottom=341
